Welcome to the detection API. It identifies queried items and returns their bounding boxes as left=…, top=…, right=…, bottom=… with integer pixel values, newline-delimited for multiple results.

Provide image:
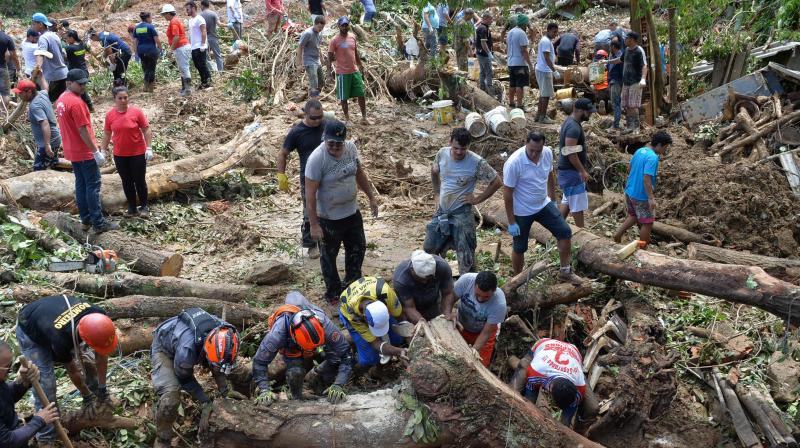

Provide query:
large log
left=511, top=281, right=596, bottom=312
left=43, top=211, right=183, bottom=277
left=719, top=109, right=800, bottom=156
left=0, top=119, right=271, bottom=212
left=529, top=224, right=800, bottom=324
left=687, top=243, right=800, bottom=284
left=199, top=318, right=602, bottom=447
left=30, top=270, right=278, bottom=302
left=101, top=295, right=270, bottom=325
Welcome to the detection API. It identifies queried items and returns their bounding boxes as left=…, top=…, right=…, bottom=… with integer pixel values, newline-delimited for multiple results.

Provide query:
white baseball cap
left=365, top=301, right=390, bottom=337
left=410, top=250, right=436, bottom=278
left=161, top=3, right=177, bottom=14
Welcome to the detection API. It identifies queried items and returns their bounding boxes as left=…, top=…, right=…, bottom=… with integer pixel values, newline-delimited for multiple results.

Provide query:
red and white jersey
left=526, top=338, right=586, bottom=396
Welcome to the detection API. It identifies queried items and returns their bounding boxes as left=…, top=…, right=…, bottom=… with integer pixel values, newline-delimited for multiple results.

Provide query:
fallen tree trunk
left=0, top=119, right=272, bottom=211
left=101, top=295, right=270, bottom=325
left=31, top=270, right=278, bottom=302
left=529, top=224, right=800, bottom=324
left=199, top=318, right=602, bottom=447
left=511, top=281, right=596, bottom=312
left=61, top=411, right=141, bottom=433
left=43, top=211, right=183, bottom=277
left=687, top=242, right=800, bottom=284
left=115, top=318, right=162, bottom=354
left=387, top=26, right=428, bottom=99
left=719, top=109, right=800, bottom=157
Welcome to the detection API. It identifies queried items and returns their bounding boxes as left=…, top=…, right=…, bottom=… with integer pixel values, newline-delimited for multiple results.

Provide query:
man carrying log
left=392, top=249, right=455, bottom=323
left=15, top=295, right=119, bottom=447
left=339, top=276, right=410, bottom=369
left=0, top=341, right=61, bottom=448
left=151, top=308, right=241, bottom=448
left=511, top=338, right=599, bottom=433
left=305, top=120, right=379, bottom=304
left=424, top=127, right=502, bottom=275
left=503, top=131, right=581, bottom=282
left=327, top=17, right=367, bottom=122
left=55, top=69, right=118, bottom=233
left=613, top=130, right=673, bottom=246
left=557, top=98, right=595, bottom=228
left=278, top=99, right=326, bottom=259
left=443, top=271, right=507, bottom=367
left=12, top=80, right=61, bottom=171
left=252, top=292, right=353, bottom=405
left=297, top=16, right=326, bottom=99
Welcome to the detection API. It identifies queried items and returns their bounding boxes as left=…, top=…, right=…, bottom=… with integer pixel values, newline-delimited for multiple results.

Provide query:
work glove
left=639, top=78, right=646, bottom=88
left=18, top=362, right=40, bottom=386
left=254, top=387, right=276, bottom=406
left=145, top=148, right=154, bottom=161
left=200, top=44, right=208, bottom=52
left=324, top=384, right=347, bottom=404
left=93, top=150, right=106, bottom=165
left=277, top=172, right=289, bottom=192
left=508, top=223, right=520, bottom=237
left=554, top=70, right=562, bottom=81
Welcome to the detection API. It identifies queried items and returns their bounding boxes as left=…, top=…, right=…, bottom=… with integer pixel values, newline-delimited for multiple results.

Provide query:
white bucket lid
left=432, top=100, right=454, bottom=108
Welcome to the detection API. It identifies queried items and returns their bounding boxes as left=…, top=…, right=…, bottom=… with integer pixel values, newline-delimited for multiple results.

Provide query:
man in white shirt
left=226, top=0, right=243, bottom=40
left=185, top=1, right=211, bottom=89
left=534, top=22, right=559, bottom=124
left=503, top=131, right=581, bottom=283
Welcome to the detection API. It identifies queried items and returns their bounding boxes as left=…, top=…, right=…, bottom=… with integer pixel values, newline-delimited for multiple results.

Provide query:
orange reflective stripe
left=268, top=304, right=302, bottom=328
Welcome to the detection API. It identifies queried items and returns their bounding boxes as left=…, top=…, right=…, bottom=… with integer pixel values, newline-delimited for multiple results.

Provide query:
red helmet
left=204, top=326, right=240, bottom=369
left=596, top=49, right=608, bottom=57
left=77, top=313, right=118, bottom=356
left=290, top=310, right=325, bottom=351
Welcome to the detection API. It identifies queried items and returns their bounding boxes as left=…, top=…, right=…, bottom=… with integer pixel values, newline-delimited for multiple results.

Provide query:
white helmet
left=160, top=3, right=177, bottom=14
left=365, top=301, right=390, bottom=338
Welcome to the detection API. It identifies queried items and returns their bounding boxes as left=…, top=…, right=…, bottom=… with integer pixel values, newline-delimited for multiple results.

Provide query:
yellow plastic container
left=468, top=58, right=480, bottom=80
left=555, top=87, right=575, bottom=100
left=432, top=100, right=454, bottom=125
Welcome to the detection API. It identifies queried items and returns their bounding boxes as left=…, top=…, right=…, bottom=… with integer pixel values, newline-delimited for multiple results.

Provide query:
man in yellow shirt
left=338, top=276, right=408, bottom=366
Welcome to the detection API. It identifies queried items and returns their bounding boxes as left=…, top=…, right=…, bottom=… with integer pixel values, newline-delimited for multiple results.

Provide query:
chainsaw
left=48, top=247, right=119, bottom=274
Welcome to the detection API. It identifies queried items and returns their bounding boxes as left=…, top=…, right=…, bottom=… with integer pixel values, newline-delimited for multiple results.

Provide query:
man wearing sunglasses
left=277, top=99, right=326, bottom=259
left=0, top=341, right=60, bottom=448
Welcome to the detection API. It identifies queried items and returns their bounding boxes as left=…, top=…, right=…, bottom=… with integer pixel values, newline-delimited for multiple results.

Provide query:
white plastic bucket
left=465, top=112, right=487, bottom=137
left=509, top=108, right=526, bottom=129
left=484, top=106, right=511, bottom=136
left=432, top=100, right=454, bottom=125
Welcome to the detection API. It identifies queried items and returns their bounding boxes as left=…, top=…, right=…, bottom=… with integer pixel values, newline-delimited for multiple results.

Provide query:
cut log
left=43, top=211, right=183, bottom=277
left=529, top=224, right=800, bottom=324
left=30, top=270, right=278, bottom=302
left=2, top=284, right=61, bottom=304
left=61, top=410, right=142, bottom=433
left=101, top=295, right=270, bottom=324
left=736, top=384, right=791, bottom=447
left=199, top=318, right=601, bottom=447
left=459, top=82, right=502, bottom=113
left=713, top=369, right=763, bottom=448
left=532, top=0, right=574, bottom=18
left=0, top=119, right=271, bottom=211
left=386, top=30, right=428, bottom=99
left=748, top=387, right=800, bottom=444
left=511, top=281, right=596, bottom=312
left=5, top=212, right=71, bottom=253
left=115, top=318, right=162, bottom=354
left=735, top=108, right=770, bottom=160
left=687, top=243, right=800, bottom=284
left=719, top=109, right=800, bottom=157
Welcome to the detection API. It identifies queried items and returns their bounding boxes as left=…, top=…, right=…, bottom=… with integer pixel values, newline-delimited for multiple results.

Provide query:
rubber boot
left=180, top=78, right=192, bottom=97
left=155, top=390, right=180, bottom=443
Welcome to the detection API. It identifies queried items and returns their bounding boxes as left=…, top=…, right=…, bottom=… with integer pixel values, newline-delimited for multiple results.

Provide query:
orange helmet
left=204, top=326, right=240, bottom=370
left=289, top=310, right=325, bottom=351
left=77, top=313, right=118, bottom=356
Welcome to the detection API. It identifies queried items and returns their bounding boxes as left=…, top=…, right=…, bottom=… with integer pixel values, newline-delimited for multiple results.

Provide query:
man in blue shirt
left=613, top=131, right=673, bottom=246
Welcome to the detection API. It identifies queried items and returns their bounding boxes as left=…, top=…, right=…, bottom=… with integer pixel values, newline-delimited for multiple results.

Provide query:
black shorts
left=509, top=66, right=530, bottom=88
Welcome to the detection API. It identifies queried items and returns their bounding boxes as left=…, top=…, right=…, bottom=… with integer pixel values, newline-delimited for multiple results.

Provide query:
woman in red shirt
left=100, top=86, right=154, bottom=217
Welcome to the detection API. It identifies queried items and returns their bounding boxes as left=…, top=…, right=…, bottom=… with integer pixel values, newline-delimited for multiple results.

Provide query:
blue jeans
left=33, top=145, right=60, bottom=171
left=477, top=54, right=493, bottom=92
left=16, top=325, right=57, bottom=442
left=423, top=29, right=438, bottom=57
left=339, top=312, right=403, bottom=366
left=72, top=159, right=106, bottom=228
left=610, top=83, right=622, bottom=128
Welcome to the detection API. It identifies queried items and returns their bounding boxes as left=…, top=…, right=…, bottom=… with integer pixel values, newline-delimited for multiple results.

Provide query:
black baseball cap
left=574, top=98, right=596, bottom=112
left=324, top=120, right=347, bottom=142
left=66, top=68, right=90, bottom=84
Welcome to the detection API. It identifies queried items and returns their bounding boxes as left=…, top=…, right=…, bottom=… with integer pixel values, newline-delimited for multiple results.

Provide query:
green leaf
left=403, top=418, right=416, bottom=437
left=412, top=424, right=425, bottom=441
left=413, top=408, right=424, bottom=424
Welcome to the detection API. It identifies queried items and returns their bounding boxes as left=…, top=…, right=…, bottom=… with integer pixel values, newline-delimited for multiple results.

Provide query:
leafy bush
left=225, top=69, right=265, bottom=102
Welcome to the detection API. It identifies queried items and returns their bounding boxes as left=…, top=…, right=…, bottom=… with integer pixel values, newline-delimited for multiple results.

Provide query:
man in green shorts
left=327, top=16, right=367, bottom=122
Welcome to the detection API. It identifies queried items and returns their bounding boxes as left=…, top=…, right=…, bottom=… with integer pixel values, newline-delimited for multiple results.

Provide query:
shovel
left=19, top=356, right=75, bottom=448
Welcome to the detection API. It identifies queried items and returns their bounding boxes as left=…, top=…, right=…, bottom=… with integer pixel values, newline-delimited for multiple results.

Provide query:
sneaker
left=124, top=208, right=139, bottom=217
left=93, top=221, right=120, bottom=234
left=539, top=116, right=556, bottom=125
left=307, top=245, right=320, bottom=259
left=81, top=221, right=92, bottom=231
left=138, top=206, right=150, bottom=218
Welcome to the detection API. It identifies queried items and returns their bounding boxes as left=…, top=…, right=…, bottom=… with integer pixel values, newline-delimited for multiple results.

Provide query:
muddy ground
left=1, top=1, right=798, bottom=447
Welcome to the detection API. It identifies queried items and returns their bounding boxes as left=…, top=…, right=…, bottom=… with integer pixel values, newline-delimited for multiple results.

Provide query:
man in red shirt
left=327, top=17, right=367, bottom=123
left=161, top=3, right=193, bottom=96
left=55, top=69, right=118, bottom=233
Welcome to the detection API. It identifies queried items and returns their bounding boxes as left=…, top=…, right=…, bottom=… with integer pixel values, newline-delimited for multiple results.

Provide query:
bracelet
left=379, top=341, right=388, bottom=355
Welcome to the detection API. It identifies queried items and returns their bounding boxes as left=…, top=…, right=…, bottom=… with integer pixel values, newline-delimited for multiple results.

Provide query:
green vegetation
left=225, top=68, right=265, bottom=102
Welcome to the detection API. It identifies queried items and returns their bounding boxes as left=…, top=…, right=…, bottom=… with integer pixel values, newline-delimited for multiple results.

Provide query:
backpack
left=178, top=307, right=226, bottom=346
